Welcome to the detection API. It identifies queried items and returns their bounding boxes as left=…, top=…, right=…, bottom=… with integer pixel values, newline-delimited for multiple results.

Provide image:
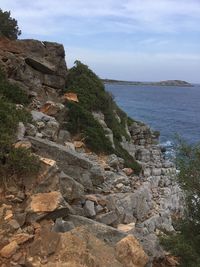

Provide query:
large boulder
left=28, top=137, right=105, bottom=190
left=0, top=38, right=67, bottom=102
left=115, top=235, right=149, bottom=267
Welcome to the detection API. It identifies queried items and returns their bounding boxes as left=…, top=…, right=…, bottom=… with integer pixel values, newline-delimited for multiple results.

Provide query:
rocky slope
left=0, top=38, right=183, bottom=267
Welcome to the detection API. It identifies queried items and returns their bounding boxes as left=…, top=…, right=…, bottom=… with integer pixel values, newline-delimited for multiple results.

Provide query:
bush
left=66, top=102, right=114, bottom=154
left=161, top=141, right=200, bottom=266
left=4, top=147, right=40, bottom=177
left=0, top=70, right=29, bottom=104
left=0, top=9, right=21, bottom=39
left=65, top=61, right=141, bottom=174
left=0, top=73, right=39, bottom=184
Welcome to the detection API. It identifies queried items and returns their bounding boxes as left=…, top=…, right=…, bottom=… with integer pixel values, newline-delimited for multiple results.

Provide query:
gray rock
left=151, top=168, right=162, bottom=176
left=28, top=137, right=104, bottom=190
left=96, top=211, right=118, bottom=226
left=84, top=200, right=96, bottom=218
left=59, top=171, right=84, bottom=202
left=25, top=123, right=37, bottom=137
left=57, top=129, right=71, bottom=144
left=68, top=214, right=127, bottom=245
left=52, top=218, right=75, bottom=232
left=17, top=122, right=26, bottom=141
left=90, top=165, right=105, bottom=186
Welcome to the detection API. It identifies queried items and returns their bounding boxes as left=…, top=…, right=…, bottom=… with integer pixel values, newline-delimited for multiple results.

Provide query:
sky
left=1, top=0, right=200, bottom=83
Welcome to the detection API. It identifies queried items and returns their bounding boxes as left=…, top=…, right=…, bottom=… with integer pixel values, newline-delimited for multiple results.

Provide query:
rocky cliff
left=0, top=38, right=183, bottom=267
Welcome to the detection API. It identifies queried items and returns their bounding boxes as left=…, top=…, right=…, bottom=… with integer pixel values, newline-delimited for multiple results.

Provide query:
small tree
left=0, top=9, right=21, bottom=39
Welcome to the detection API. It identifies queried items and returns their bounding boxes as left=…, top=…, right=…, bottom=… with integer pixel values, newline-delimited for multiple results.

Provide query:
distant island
left=102, top=79, right=193, bottom=87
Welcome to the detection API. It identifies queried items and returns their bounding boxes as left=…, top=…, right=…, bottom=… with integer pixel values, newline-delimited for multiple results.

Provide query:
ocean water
left=105, top=83, right=200, bottom=148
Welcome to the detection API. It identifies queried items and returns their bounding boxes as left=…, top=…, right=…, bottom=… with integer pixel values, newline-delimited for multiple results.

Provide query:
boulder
left=0, top=38, right=67, bottom=101
left=84, top=200, right=96, bottom=218
left=0, top=241, right=19, bottom=258
left=115, top=235, right=149, bottom=267
left=59, top=171, right=84, bottom=202
left=28, top=191, right=63, bottom=213
left=96, top=211, right=118, bottom=226
left=68, top=215, right=127, bottom=245
left=28, top=137, right=105, bottom=189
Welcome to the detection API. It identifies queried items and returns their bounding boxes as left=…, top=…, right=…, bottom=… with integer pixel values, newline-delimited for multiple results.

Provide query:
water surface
left=105, top=83, right=200, bottom=146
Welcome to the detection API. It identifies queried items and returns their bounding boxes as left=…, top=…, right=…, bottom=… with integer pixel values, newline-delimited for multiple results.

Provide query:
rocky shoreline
left=0, top=38, right=184, bottom=266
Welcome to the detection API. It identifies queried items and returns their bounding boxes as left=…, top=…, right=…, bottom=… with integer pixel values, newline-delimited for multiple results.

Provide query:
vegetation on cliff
left=161, top=141, right=200, bottom=266
left=0, top=8, right=21, bottom=39
left=0, top=70, right=39, bottom=185
left=65, top=61, right=141, bottom=173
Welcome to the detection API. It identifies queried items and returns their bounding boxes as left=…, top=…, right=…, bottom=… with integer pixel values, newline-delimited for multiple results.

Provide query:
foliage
left=0, top=73, right=39, bottom=183
left=0, top=8, right=21, bottom=39
left=66, top=102, right=114, bottom=154
left=4, top=147, right=40, bottom=177
left=65, top=61, right=141, bottom=173
left=161, top=141, right=200, bottom=267
left=0, top=70, right=29, bottom=104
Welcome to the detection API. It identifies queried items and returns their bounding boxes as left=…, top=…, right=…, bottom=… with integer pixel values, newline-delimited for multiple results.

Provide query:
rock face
left=0, top=38, right=182, bottom=267
left=0, top=37, right=67, bottom=104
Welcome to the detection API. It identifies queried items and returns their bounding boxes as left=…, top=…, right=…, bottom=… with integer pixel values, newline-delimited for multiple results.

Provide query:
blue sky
left=1, top=0, right=200, bottom=82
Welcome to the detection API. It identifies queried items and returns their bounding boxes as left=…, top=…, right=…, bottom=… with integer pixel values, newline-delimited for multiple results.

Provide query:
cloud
left=1, top=0, right=200, bottom=35
left=1, top=0, right=199, bottom=82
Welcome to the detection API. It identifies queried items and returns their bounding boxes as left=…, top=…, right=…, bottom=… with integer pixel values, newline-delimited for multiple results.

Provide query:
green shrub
left=0, top=70, right=29, bottom=104
left=4, top=147, right=40, bottom=177
left=0, top=9, right=21, bottom=39
left=65, top=61, right=141, bottom=174
left=161, top=141, right=200, bottom=266
left=66, top=102, right=114, bottom=154
left=0, top=73, right=39, bottom=183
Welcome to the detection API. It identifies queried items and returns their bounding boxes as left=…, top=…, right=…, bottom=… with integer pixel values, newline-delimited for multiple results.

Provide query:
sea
left=105, top=83, right=200, bottom=154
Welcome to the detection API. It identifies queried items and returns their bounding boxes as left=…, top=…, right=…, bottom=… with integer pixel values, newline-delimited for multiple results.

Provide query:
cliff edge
left=0, top=38, right=183, bottom=267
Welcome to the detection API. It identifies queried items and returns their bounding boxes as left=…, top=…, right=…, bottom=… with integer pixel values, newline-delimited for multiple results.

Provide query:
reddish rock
left=115, top=235, right=148, bottom=267
left=29, top=191, right=64, bottom=213
left=0, top=241, right=19, bottom=258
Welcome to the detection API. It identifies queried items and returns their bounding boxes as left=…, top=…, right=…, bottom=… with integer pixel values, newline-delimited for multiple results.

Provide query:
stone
left=117, top=223, right=135, bottom=233
left=63, top=92, right=79, bottom=102
left=52, top=218, right=75, bottom=233
left=64, top=142, right=75, bottom=151
left=16, top=122, right=25, bottom=141
left=115, top=235, right=149, bottom=267
left=68, top=215, right=127, bottom=245
left=29, top=191, right=64, bottom=213
left=0, top=241, right=19, bottom=258
left=151, top=168, right=162, bottom=176
left=84, top=200, right=96, bottom=218
left=90, top=165, right=105, bottom=186
left=8, top=219, right=20, bottom=230
left=95, top=204, right=104, bottom=214
left=123, top=168, right=134, bottom=176
left=96, top=211, right=118, bottom=226
left=29, top=136, right=101, bottom=190
left=107, top=154, right=120, bottom=169
left=57, top=129, right=71, bottom=144
left=135, top=149, right=151, bottom=162
left=10, top=233, right=34, bottom=245
left=14, top=140, right=32, bottom=149
left=59, top=172, right=84, bottom=202
left=0, top=38, right=67, bottom=100
left=40, top=101, right=64, bottom=116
